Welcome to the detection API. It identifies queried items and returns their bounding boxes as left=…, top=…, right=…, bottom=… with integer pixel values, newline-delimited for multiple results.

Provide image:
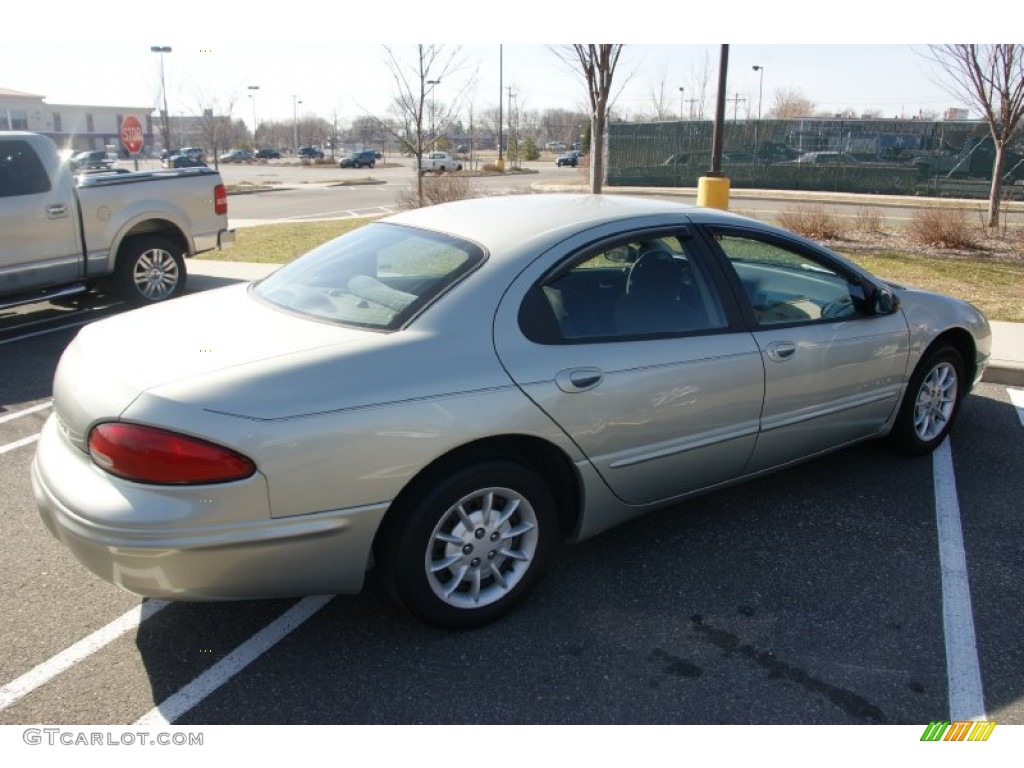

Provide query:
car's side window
left=520, top=235, right=729, bottom=344
left=712, top=233, right=868, bottom=326
left=0, top=140, right=51, bottom=198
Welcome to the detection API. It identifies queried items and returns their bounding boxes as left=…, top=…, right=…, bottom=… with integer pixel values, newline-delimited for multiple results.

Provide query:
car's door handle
left=46, top=204, right=67, bottom=219
left=555, top=367, right=604, bottom=393
left=766, top=341, right=797, bottom=362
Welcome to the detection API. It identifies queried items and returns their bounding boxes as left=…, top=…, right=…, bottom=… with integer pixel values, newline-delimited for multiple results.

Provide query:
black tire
left=114, top=235, right=186, bottom=304
left=369, top=160, right=375, bottom=168
left=889, top=344, right=965, bottom=455
left=378, top=460, right=558, bottom=630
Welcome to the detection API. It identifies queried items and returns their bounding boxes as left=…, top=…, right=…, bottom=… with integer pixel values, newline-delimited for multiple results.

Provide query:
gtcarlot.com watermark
left=23, top=728, right=203, bottom=747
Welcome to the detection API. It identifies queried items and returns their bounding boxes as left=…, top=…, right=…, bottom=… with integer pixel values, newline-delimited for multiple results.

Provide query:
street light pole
left=291, top=94, right=301, bottom=153
left=426, top=79, right=440, bottom=149
left=752, top=65, right=764, bottom=160
left=150, top=46, right=172, bottom=151
left=679, top=87, right=685, bottom=120
left=247, top=85, right=260, bottom=147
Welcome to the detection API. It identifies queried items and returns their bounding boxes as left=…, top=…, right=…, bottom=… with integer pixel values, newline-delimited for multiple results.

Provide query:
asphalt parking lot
left=1, top=271, right=1022, bottom=736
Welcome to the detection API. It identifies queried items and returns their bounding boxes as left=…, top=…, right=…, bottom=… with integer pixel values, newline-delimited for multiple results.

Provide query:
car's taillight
left=88, top=423, right=255, bottom=485
left=214, top=183, right=228, bottom=215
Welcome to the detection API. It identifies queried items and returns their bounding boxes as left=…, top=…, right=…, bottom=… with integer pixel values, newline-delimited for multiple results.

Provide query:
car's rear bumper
left=32, top=415, right=385, bottom=601
left=194, top=228, right=235, bottom=255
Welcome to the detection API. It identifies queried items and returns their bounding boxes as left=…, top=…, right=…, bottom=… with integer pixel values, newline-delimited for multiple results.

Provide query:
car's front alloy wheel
left=890, top=344, right=965, bottom=455
left=379, top=460, right=557, bottom=629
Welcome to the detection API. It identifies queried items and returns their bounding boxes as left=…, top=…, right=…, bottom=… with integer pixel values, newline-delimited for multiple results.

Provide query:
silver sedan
left=33, top=194, right=991, bottom=629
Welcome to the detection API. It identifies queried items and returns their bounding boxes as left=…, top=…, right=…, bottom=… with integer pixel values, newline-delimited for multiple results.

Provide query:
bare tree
left=645, top=62, right=675, bottom=121
left=768, top=88, right=815, bottom=118
left=380, top=44, right=467, bottom=207
left=687, top=49, right=713, bottom=120
left=350, top=115, right=381, bottom=151
left=553, top=44, right=625, bottom=194
left=926, top=44, right=1024, bottom=227
left=190, top=87, right=240, bottom=170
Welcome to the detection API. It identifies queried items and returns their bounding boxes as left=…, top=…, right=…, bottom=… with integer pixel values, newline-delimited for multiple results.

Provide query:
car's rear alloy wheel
left=890, top=344, right=965, bottom=455
left=380, top=461, right=557, bottom=629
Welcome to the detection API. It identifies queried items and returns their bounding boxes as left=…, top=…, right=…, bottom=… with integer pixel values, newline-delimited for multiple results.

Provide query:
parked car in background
left=181, top=147, right=206, bottom=162
left=546, top=141, right=568, bottom=152
left=420, top=151, right=462, bottom=173
left=661, top=153, right=690, bottom=167
left=219, top=149, right=253, bottom=163
left=255, top=148, right=281, bottom=159
left=68, top=150, right=113, bottom=171
left=31, top=194, right=990, bottom=630
left=339, top=149, right=377, bottom=168
left=556, top=150, right=583, bottom=167
left=163, top=153, right=207, bottom=169
left=784, top=152, right=860, bottom=166
left=298, top=146, right=324, bottom=159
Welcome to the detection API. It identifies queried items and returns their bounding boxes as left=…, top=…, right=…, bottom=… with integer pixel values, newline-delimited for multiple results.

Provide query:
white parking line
left=0, top=317, right=94, bottom=345
left=135, top=595, right=333, bottom=725
left=0, top=401, right=52, bottom=425
left=0, top=434, right=40, bottom=456
left=932, top=438, right=986, bottom=720
left=1009, top=387, right=1024, bottom=427
left=0, top=600, right=169, bottom=713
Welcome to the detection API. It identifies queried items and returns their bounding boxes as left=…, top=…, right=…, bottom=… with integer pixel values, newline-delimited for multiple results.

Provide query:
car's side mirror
left=872, top=287, right=900, bottom=315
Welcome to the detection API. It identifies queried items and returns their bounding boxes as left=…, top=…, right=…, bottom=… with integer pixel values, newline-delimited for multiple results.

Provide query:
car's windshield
left=253, top=222, right=486, bottom=331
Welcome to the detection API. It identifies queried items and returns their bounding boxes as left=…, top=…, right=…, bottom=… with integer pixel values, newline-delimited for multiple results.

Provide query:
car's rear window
left=252, top=222, right=485, bottom=330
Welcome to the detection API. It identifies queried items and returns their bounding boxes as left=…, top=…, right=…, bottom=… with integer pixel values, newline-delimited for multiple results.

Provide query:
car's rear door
left=494, top=225, right=765, bottom=506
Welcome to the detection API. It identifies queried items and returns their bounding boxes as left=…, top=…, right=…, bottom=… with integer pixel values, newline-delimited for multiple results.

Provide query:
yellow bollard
left=697, top=176, right=731, bottom=210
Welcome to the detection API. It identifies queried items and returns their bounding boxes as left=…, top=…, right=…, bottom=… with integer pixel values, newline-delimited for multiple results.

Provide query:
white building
left=0, top=86, right=155, bottom=155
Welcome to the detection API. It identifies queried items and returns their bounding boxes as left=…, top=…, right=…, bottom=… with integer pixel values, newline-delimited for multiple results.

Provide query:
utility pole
left=497, top=44, right=504, bottom=168
left=727, top=92, right=747, bottom=122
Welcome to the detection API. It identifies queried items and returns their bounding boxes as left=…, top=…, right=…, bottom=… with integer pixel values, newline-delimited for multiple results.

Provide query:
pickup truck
left=0, top=132, right=234, bottom=309
left=419, top=152, right=463, bottom=174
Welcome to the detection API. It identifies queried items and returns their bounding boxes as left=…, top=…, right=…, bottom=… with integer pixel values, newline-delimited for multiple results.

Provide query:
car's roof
left=382, top=194, right=756, bottom=256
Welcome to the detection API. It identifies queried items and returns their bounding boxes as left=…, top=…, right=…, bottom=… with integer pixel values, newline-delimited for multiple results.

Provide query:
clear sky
left=3, top=2, right=1008, bottom=128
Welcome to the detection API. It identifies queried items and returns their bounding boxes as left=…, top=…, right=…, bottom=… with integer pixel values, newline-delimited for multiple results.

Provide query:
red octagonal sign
left=121, top=115, right=144, bottom=155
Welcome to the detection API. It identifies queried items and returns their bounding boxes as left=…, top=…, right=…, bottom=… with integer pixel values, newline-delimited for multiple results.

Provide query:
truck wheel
left=115, top=235, right=187, bottom=304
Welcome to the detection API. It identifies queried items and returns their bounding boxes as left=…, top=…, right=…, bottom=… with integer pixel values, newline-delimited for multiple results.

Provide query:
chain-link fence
left=607, top=118, right=1024, bottom=200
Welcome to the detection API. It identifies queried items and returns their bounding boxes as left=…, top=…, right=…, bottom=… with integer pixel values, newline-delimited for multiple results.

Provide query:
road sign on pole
left=121, top=115, right=144, bottom=171
left=121, top=115, right=144, bottom=155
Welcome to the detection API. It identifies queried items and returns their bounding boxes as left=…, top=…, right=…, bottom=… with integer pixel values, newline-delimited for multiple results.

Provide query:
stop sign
left=120, top=115, right=144, bottom=155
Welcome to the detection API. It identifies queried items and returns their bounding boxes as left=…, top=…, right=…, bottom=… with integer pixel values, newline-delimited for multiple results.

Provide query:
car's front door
left=704, top=227, right=910, bottom=473
left=0, top=138, right=82, bottom=297
left=494, top=229, right=765, bottom=506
